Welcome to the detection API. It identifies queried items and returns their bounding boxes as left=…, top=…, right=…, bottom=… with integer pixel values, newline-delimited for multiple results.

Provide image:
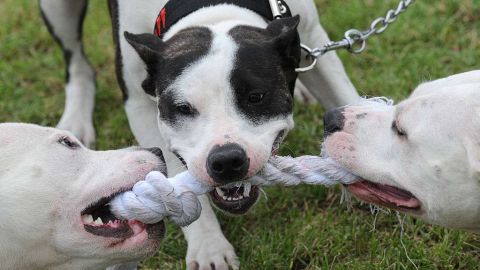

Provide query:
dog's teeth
left=216, top=187, right=225, bottom=197
left=243, top=183, right=251, bottom=197
left=82, top=214, right=94, bottom=224
left=222, top=196, right=227, bottom=200
left=239, top=195, right=244, bottom=200
left=94, top=217, right=103, bottom=225
left=228, top=197, right=233, bottom=201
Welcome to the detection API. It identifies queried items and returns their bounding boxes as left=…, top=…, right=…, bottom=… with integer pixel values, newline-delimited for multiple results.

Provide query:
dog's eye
left=391, top=121, right=407, bottom=137
left=248, top=92, right=265, bottom=104
left=58, top=136, right=79, bottom=149
left=176, top=103, right=197, bottom=116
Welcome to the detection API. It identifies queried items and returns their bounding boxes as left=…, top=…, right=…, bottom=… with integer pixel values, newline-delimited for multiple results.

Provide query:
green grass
left=1, top=0, right=479, bottom=269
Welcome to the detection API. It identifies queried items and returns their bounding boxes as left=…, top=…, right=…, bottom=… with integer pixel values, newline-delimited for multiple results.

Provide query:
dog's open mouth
left=208, top=131, right=285, bottom=215
left=81, top=193, right=164, bottom=240
left=346, top=180, right=421, bottom=212
left=209, top=183, right=260, bottom=215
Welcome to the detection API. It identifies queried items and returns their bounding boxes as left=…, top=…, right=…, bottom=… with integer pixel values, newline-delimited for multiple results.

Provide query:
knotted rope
left=110, top=155, right=358, bottom=225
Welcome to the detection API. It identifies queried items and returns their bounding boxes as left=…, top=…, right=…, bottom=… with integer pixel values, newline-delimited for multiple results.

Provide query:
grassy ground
left=1, top=0, right=479, bottom=269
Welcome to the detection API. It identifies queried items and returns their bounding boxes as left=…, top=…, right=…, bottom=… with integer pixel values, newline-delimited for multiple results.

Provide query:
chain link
left=296, top=0, right=414, bottom=73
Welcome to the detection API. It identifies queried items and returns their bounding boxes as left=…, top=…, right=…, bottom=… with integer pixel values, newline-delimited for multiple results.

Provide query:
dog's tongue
left=347, top=180, right=420, bottom=209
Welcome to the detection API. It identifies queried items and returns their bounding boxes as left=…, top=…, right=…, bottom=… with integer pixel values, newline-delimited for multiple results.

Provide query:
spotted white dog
left=323, top=70, right=480, bottom=233
left=38, top=0, right=359, bottom=268
left=0, top=123, right=172, bottom=269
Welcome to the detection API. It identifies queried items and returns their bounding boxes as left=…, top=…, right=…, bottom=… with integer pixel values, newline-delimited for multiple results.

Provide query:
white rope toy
left=110, top=155, right=358, bottom=226
left=109, top=171, right=210, bottom=227
left=251, top=155, right=358, bottom=187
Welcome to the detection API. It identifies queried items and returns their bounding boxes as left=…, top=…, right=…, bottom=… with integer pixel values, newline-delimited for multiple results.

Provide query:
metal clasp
left=269, top=0, right=287, bottom=19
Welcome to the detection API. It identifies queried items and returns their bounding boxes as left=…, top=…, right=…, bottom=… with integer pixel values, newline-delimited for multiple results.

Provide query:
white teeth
left=94, top=217, right=103, bottom=225
left=243, top=183, right=251, bottom=197
left=216, top=187, right=225, bottom=197
left=82, top=214, right=94, bottom=224
left=223, top=196, right=227, bottom=200
left=239, top=196, right=244, bottom=200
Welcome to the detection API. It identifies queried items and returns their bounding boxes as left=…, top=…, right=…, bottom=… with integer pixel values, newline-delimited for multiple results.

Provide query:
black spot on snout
left=356, top=113, right=368, bottom=119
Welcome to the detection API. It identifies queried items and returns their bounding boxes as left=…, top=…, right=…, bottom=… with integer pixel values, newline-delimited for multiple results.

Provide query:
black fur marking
left=228, top=17, right=300, bottom=124
left=157, top=91, right=199, bottom=126
left=126, top=27, right=212, bottom=126
left=108, top=0, right=129, bottom=101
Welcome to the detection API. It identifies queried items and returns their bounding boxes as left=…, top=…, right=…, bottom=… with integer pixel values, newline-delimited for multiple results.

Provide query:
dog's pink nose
left=206, top=143, right=249, bottom=184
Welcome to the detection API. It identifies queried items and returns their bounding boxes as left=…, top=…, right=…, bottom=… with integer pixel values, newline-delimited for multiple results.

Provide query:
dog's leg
left=295, top=2, right=360, bottom=110
left=183, top=195, right=239, bottom=270
left=39, top=0, right=96, bottom=147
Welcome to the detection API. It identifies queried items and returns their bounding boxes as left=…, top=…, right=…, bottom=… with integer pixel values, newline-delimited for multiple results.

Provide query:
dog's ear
left=124, top=32, right=164, bottom=65
left=124, top=32, right=165, bottom=96
left=266, top=15, right=301, bottom=66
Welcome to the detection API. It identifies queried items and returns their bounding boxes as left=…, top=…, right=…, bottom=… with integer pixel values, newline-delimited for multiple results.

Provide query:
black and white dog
left=39, top=0, right=359, bottom=269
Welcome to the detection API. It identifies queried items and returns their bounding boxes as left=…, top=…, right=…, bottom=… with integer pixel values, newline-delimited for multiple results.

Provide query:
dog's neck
left=163, top=5, right=267, bottom=40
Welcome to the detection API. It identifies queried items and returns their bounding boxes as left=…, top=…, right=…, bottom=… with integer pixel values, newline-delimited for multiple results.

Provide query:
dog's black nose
left=206, top=143, right=250, bottom=184
left=324, top=107, right=346, bottom=136
left=146, top=147, right=165, bottom=163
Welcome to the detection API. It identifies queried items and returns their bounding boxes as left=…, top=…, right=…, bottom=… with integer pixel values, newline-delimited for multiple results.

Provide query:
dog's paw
left=186, top=234, right=239, bottom=270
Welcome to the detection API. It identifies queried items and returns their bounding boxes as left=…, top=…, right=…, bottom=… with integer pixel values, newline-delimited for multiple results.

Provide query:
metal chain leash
left=295, top=0, right=415, bottom=73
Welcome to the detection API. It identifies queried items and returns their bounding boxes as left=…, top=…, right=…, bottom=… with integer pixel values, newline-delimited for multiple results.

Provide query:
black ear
left=124, top=32, right=164, bottom=66
left=124, top=32, right=165, bottom=96
left=266, top=15, right=301, bottom=67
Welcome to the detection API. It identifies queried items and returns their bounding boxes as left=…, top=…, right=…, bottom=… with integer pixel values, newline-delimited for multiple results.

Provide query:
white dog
left=0, top=123, right=175, bottom=269
left=323, top=70, right=480, bottom=233
left=38, top=0, right=360, bottom=268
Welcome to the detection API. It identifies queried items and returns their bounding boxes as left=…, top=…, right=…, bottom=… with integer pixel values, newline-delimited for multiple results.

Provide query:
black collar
left=154, top=0, right=292, bottom=37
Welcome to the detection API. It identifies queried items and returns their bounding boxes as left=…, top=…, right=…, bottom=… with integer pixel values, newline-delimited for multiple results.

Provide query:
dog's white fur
left=0, top=123, right=166, bottom=269
left=324, top=70, right=480, bottom=232
left=39, top=0, right=360, bottom=268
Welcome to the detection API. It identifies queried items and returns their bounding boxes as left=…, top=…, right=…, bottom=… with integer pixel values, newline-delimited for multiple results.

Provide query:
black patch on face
left=158, top=90, right=200, bottom=126
left=228, top=24, right=300, bottom=124
left=153, top=27, right=213, bottom=95
left=125, top=27, right=212, bottom=126
left=158, top=91, right=178, bottom=125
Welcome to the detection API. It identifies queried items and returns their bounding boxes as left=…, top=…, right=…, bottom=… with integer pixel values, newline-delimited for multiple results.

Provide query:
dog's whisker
left=396, top=212, right=419, bottom=270
left=370, top=210, right=379, bottom=232
left=259, top=187, right=268, bottom=201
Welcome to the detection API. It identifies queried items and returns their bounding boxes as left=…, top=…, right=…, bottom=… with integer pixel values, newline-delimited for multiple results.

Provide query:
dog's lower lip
left=346, top=180, right=421, bottom=211
left=209, top=184, right=260, bottom=215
